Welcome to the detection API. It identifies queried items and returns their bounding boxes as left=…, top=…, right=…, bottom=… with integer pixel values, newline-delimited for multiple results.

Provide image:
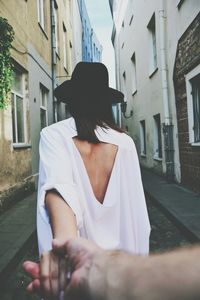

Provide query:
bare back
left=73, top=137, right=118, bottom=204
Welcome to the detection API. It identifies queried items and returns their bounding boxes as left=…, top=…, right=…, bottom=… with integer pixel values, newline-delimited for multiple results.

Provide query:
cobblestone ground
left=1, top=197, right=191, bottom=300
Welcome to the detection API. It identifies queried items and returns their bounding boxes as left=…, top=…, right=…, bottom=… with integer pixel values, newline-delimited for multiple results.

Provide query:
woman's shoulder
left=41, top=117, right=76, bottom=138
left=107, top=128, right=135, bottom=150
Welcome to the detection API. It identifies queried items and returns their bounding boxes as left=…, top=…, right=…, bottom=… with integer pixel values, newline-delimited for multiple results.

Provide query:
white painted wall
left=111, top=0, right=200, bottom=181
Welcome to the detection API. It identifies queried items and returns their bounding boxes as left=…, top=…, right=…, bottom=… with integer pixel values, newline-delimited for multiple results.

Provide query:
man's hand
left=23, top=238, right=103, bottom=300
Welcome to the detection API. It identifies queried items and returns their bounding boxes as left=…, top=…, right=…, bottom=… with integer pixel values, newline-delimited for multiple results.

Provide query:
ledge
left=38, top=23, right=48, bottom=40
left=149, top=67, right=158, bottom=79
left=13, top=143, right=31, bottom=150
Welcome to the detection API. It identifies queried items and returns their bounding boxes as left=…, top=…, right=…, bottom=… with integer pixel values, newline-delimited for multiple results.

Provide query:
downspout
left=159, top=0, right=174, bottom=180
left=50, top=0, right=57, bottom=123
left=159, top=0, right=170, bottom=125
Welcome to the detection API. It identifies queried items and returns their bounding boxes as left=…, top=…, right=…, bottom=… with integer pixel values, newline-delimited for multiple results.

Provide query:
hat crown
left=54, top=62, right=124, bottom=103
left=71, top=62, right=109, bottom=91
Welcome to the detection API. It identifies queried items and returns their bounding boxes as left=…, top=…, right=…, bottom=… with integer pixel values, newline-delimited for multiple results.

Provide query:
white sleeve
left=37, top=128, right=83, bottom=244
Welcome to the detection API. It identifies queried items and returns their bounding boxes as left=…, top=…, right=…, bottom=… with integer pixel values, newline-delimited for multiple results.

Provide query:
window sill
left=132, top=90, right=137, bottom=97
left=13, top=143, right=31, bottom=150
left=64, top=66, right=69, bottom=74
left=153, top=156, right=162, bottom=161
left=191, top=142, right=200, bottom=147
left=140, top=154, right=146, bottom=158
left=177, top=0, right=184, bottom=9
left=149, top=67, right=158, bottom=78
left=38, top=23, right=48, bottom=40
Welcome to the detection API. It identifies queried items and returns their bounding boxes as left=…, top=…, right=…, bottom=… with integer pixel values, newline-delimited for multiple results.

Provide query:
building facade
left=0, top=0, right=76, bottom=208
left=110, top=0, right=200, bottom=192
left=78, top=0, right=102, bottom=62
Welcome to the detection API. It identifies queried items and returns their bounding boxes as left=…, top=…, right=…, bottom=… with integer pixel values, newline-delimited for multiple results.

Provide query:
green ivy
left=0, top=17, right=15, bottom=109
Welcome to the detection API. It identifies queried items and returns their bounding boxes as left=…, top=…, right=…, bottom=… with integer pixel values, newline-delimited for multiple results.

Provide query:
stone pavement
left=142, top=168, right=200, bottom=243
left=0, top=192, right=36, bottom=290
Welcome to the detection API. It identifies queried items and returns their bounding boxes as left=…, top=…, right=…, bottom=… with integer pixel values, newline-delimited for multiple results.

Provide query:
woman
left=36, top=62, right=150, bottom=290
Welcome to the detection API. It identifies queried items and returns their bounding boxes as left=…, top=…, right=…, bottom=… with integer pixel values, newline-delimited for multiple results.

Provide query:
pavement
left=0, top=192, right=37, bottom=289
left=0, top=168, right=200, bottom=288
left=142, top=168, right=200, bottom=243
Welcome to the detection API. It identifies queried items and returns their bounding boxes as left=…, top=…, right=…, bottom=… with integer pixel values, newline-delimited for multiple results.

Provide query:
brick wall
left=173, top=12, right=200, bottom=193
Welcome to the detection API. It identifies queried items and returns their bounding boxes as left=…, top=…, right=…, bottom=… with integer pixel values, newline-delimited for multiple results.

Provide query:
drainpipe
left=159, top=0, right=174, bottom=181
left=50, top=0, right=57, bottom=123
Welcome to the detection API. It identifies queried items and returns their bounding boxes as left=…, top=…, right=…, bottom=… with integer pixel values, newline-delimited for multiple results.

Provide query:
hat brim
left=54, top=80, right=124, bottom=104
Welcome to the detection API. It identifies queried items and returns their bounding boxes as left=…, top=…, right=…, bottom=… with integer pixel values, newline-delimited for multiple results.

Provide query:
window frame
left=40, top=83, right=49, bottom=129
left=63, top=23, right=67, bottom=70
left=153, top=114, right=163, bottom=160
left=147, top=13, right=158, bottom=77
left=140, top=120, right=147, bottom=157
left=131, top=52, right=137, bottom=96
left=37, top=0, right=46, bottom=32
left=186, top=64, right=200, bottom=146
left=11, top=69, right=26, bottom=146
left=54, top=0, right=59, bottom=55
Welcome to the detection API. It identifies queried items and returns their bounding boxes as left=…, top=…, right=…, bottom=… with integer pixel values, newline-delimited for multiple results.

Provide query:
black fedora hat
left=54, top=62, right=124, bottom=104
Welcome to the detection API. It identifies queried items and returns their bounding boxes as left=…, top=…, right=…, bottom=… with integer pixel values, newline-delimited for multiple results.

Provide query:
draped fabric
left=37, top=117, right=150, bottom=255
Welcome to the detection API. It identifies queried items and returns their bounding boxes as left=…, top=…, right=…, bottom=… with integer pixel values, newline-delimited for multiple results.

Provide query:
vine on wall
left=0, top=17, right=15, bottom=109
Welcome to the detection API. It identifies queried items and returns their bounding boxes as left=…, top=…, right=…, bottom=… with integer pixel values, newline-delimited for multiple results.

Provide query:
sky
left=84, top=0, right=116, bottom=88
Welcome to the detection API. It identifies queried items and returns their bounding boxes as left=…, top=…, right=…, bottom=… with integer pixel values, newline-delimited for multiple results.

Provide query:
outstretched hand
left=23, top=238, right=102, bottom=300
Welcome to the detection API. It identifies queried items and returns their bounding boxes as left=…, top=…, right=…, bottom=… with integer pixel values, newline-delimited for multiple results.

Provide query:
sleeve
left=37, top=128, right=83, bottom=237
left=126, top=138, right=151, bottom=255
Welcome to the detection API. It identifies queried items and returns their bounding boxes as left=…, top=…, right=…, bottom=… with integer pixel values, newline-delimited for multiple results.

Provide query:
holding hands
left=23, top=238, right=102, bottom=300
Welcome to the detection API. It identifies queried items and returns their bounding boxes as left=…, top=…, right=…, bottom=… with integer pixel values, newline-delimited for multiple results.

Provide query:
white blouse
left=37, top=117, right=150, bottom=255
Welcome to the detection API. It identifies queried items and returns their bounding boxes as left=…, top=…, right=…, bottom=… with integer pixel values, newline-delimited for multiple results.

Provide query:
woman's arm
left=45, top=190, right=77, bottom=242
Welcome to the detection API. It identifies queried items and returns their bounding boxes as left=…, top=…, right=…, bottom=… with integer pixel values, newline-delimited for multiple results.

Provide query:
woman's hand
left=23, top=238, right=103, bottom=300
left=52, top=238, right=103, bottom=300
left=23, top=240, right=69, bottom=299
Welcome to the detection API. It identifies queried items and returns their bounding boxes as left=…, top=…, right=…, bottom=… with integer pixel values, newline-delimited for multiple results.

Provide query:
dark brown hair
left=68, top=95, right=124, bottom=143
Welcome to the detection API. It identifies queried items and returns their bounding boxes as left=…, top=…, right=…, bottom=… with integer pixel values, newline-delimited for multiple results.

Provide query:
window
left=153, top=114, right=162, bottom=159
left=54, top=1, right=59, bottom=54
left=37, top=0, right=46, bottom=31
left=40, top=84, right=49, bottom=129
left=186, top=65, right=200, bottom=145
left=147, top=13, right=157, bottom=75
left=191, top=76, right=200, bottom=143
left=122, top=71, right=127, bottom=101
left=93, top=43, right=95, bottom=57
left=176, top=0, right=184, bottom=9
left=131, top=52, right=137, bottom=95
left=85, top=46, right=87, bottom=61
left=11, top=69, right=25, bottom=144
left=140, top=120, right=146, bottom=156
left=63, top=23, right=67, bottom=69
left=129, top=15, right=133, bottom=26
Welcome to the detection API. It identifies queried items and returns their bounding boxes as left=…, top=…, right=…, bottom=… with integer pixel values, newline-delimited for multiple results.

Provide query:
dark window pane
left=40, top=108, right=47, bottom=129
left=11, top=93, right=16, bottom=143
left=16, top=95, right=24, bottom=143
left=191, top=74, right=200, bottom=143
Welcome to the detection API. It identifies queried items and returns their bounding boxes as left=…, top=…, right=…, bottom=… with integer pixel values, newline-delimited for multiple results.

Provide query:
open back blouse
left=37, top=117, right=150, bottom=255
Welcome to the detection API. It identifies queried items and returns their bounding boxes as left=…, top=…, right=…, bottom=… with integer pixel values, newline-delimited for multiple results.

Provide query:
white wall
left=112, top=0, right=200, bottom=181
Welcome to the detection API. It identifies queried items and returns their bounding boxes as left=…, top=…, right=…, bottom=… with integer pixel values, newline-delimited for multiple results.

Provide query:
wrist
left=88, top=250, right=135, bottom=300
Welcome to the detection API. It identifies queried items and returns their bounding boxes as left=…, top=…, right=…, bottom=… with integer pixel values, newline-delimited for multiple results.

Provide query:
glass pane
left=12, top=70, right=22, bottom=94
left=40, top=108, right=47, bottom=129
left=16, top=96, right=25, bottom=143
left=41, top=89, right=45, bottom=107
left=192, top=75, right=200, bottom=143
left=11, top=93, right=16, bottom=143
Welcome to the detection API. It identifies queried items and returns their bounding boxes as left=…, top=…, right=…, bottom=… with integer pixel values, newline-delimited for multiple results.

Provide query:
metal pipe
left=159, top=0, right=174, bottom=180
left=50, top=0, right=57, bottom=123
left=159, top=0, right=170, bottom=125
